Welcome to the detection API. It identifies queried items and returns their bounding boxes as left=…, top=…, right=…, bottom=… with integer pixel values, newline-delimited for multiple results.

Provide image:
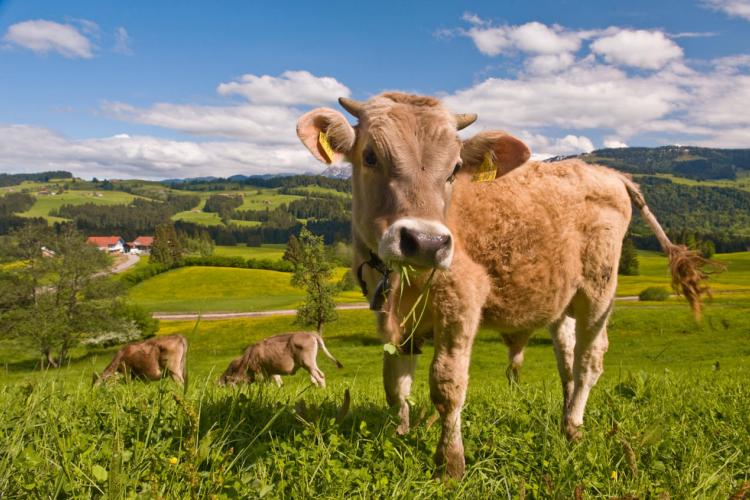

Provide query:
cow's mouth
left=377, top=217, right=454, bottom=270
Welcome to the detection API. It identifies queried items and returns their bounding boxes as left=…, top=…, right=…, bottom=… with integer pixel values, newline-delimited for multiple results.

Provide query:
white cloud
left=591, top=29, right=683, bottom=69
left=525, top=53, right=576, bottom=74
left=114, top=27, right=133, bottom=55
left=103, top=70, right=351, bottom=148
left=520, top=131, right=595, bottom=158
left=702, top=0, right=750, bottom=20
left=603, top=138, right=628, bottom=148
left=103, top=101, right=300, bottom=143
left=444, top=63, right=686, bottom=133
left=3, top=19, right=95, bottom=58
left=462, top=18, right=587, bottom=58
left=0, top=125, right=317, bottom=180
left=217, top=70, right=350, bottom=105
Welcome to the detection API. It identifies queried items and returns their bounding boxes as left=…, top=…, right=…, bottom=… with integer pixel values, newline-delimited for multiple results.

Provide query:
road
left=151, top=296, right=651, bottom=321
left=110, top=253, right=140, bottom=274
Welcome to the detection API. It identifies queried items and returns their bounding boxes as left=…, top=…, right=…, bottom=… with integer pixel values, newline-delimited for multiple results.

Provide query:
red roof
left=87, top=236, right=122, bottom=247
left=131, top=236, right=154, bottom=247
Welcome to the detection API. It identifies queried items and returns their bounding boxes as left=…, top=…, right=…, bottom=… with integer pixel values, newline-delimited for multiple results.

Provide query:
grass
left=616, top=251, right=750, bottom=296
left=16, top=189, right=143, bottom=223
left=213, top=244, right=286, bottom=261
left=1, top=295, right=748, bottom=497
left=127, top=266, right=362, bottom=312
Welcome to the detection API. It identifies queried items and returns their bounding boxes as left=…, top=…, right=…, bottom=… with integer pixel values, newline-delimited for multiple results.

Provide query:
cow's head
left=297, top=92, right=529, bottom=270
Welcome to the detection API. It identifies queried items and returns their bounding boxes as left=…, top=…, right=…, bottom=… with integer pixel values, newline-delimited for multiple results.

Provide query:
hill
left=554, top=145, right=750, bottom=180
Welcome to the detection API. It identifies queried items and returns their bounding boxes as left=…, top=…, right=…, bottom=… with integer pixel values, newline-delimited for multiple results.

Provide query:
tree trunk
left=317, top=319, right=324, bottom=335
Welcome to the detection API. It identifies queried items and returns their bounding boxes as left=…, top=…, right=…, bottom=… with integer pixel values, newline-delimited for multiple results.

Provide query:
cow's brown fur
left=93, top=335, right=188, bottom=387
left=219, top=332, right=342, bottom=387
left=297, top=92, right=713, bottom=479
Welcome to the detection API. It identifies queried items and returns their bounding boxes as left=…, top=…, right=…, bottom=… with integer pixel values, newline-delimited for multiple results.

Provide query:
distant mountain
left=550, top=146, right=750, bottom=180
left=161, top=176, right=220, bottom=184
left=320, top=165, right=352, bottom=179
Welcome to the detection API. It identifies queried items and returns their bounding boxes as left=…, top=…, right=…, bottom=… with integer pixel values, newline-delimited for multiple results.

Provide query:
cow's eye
left=362, top=149, right=378, bottom=168
left=447, top=163, right=462, bottom=183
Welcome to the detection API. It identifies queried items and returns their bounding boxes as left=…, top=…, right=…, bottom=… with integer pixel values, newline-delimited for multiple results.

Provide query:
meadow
left=1, top=251, right=748, bottom=497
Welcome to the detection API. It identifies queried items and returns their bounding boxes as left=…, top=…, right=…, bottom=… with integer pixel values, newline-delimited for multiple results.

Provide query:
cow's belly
left=262, top=356, right=296, bottom=375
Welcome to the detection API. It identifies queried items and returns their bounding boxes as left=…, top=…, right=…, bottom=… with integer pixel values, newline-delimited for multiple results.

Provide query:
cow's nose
left=399, top=226, right=452, bottom=261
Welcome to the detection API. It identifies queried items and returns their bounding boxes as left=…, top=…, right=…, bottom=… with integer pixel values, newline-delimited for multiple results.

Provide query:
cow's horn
left=339, top=97, right=364, bottom=118
left=455, top=113, right=478, bottom=130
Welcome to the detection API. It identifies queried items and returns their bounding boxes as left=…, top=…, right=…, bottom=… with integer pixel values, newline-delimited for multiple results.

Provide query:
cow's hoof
left=434, top=449, right=465, bottom=480
left=565, top=422, right=583, bottom=441
left=396, top=421, right=410, bottom=436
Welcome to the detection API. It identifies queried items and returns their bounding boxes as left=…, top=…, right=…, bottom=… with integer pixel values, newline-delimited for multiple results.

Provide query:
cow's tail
left=315, top=334, right=343, bottom=368
left=180, top=336, right=189, bottom=394
left=621, top=176, right=719, bottom=319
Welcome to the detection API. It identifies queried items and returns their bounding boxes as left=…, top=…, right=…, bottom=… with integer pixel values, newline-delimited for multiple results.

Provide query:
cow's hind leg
left=501, top=331, right=532, bottom=383
left=549, top=315, right=576, bottom=425
left=565, top=300, right=611, bottom=440
left=383, top=352, right=417, bottom=434
left=165, top=356, right=185, bottom=385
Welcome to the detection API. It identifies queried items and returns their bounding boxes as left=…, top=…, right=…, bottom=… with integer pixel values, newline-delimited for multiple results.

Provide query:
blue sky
left=1, top=0, right=749, bottom=179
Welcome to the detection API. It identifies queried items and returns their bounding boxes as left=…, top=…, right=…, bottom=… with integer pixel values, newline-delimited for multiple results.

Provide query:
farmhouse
left=86, top=236, right=125, bottom=253
left=129, top=236, right=154, bottom=255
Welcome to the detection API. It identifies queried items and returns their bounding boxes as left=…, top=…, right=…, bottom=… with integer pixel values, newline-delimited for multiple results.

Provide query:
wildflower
left=610, top=470, right=618, bottom=481
left=169, top=456, right=178, bottom=465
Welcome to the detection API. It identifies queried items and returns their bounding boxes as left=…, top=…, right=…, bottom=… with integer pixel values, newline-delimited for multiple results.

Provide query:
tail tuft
left=666, top=245, right=723, bottom=320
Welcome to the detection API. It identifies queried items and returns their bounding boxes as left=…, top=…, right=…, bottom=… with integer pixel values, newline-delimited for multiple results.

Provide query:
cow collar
left=356, top=251, right=392, bottom=311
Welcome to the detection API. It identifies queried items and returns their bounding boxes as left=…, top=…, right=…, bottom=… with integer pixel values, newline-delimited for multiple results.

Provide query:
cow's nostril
left=400, top=227, right=419, bottom=257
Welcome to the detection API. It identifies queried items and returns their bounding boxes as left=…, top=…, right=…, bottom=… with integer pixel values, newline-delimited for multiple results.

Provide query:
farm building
left=129, top=236, right=154, bottom=255
left=86, top=236, right=125, bottom=253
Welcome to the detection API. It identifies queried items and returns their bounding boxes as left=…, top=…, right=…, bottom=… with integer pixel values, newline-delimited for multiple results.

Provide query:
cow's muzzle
left=378, top=218, right=454, bottom=269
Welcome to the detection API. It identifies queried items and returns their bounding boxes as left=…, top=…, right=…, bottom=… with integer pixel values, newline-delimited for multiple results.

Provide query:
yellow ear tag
left=318, top=130, right=335, bottom=163
left=472, top=151, right=497, bottom=182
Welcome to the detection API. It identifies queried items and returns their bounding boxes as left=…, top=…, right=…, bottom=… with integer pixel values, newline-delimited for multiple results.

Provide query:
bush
left=638, top=286, right=671, bottom=301
left=338, top=269, right=359, bottom=292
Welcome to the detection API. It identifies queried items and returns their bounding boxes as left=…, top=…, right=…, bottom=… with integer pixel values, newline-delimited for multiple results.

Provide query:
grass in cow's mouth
left=383, top=265, right=437, bottom=355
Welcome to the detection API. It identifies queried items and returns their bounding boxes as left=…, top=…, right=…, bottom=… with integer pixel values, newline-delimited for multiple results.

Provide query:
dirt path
left=152, top=296, right=647, bottom=321
left=152, top=303, right=370, bottom=321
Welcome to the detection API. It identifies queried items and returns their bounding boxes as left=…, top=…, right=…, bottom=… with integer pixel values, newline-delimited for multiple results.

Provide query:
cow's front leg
left=383, top=352, right=417, bottom=435
left=430, top=318, right=479, bottom=479
left=429, top=256, right=488, bottom=479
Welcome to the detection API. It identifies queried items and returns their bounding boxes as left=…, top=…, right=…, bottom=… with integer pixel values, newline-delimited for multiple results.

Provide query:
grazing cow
left=93, top=335, right=188, bottom=387
left=296, top=92, right=711, bottom=478
left=218, top=332, right=343, bottom=387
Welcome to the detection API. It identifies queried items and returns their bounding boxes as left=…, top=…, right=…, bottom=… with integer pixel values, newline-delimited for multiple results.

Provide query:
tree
left=283, top=234, right=303, bottom=267
left=289, top=228, right=337, bottom=334
left=0, top=224, right=130, bottom=367
left=618, top=234, right=639, bottom=276
left=151, top=223, right=183, bottom=266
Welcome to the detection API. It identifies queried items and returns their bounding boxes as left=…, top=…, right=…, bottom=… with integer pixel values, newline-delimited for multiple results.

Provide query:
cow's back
left=450, top=159, right=632, bottom=330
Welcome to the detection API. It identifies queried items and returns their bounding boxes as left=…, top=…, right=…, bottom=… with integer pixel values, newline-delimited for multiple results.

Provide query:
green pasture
left=171, top=210, right=224, bottom=226
left=15, top=189, right=143, bottom=223
left=617, top=251, right=750, bottom=296
left=127, top=266, right=362, bottom=312
left=213, top=244, right=286, bottom=261
left=1, top=295, right=748, bottom=497
left=648, top=173, right=750, bottom=193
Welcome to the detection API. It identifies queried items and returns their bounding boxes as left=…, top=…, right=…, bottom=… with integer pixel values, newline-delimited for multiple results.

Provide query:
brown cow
left=93, top=335, right=188, bottom=387
left=218, top=332, right=343, bottom=387
left=296, top=92, right=711, bottom=478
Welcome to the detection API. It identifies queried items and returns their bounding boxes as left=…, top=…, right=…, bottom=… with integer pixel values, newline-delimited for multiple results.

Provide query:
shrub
left=638, top=286, right=671, bottom=301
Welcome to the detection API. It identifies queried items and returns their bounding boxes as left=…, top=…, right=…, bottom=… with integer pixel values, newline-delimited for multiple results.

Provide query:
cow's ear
left=460, top=131, right=530, bottom=179
left=297, top=108, right=356, bottom=165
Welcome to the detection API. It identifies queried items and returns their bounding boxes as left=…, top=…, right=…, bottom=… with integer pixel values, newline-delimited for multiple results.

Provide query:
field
left=213, top=244, right=286, bottom=261
left=1, top=292, right=748, bottom=497
left=127, top=266, right=363, bottom=312
left=16, top=189, right=144, bottom=223
left=2, top=246, right=748, bottom=496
